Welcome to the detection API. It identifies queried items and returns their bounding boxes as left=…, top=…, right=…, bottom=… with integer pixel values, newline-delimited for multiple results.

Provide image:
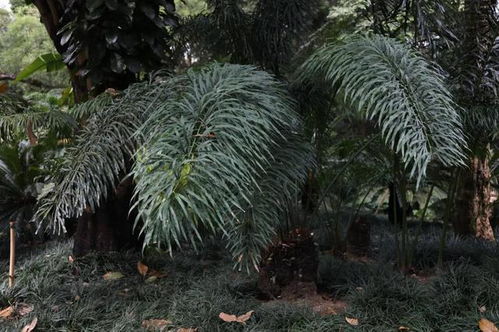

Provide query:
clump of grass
left=346, top=268, right=434, bottom=330
left=1, top=230, right=499, bottom=331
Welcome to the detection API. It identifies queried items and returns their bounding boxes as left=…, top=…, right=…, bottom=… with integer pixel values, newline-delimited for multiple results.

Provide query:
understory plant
left=35, top=63, right=313, bottom=271
left=297, top=34, right=466, bottom=269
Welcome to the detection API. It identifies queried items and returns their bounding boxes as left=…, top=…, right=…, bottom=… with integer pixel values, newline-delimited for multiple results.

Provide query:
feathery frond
left=0, top=89, right=76, bottom=142
left=36, top=63, right=312, bottom=269
left=35, top=80, right=172, bottom=233
left=133, top=64, right=313, bottom=270
left=297, top=34, right=466, bottom=186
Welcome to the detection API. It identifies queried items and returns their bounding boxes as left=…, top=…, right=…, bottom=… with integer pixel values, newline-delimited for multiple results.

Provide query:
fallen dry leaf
left=105, top=88, right=119, bottom=96
left=219, top=311, right=254, bottom=324
left=21, top=317, right=37, bottom=332
left=0, top=83, right=8, bottom=94
left=16, top=303, right=34, bottom=316
left=479, top=318, right=499, bottom=332
left=68, top=255, right=74, bottom=263
left=0, top=306, right=14, bottom=319
left=480, top=306, right=487, bottom=313
left=176, top=328, right=198, bottom=332
left=345, top=317, right=359, bottom=326
left=102, top=271, right=124, bottom=280
left=141, top=319, right=172, bottom=331
left=399, top=326, right=410, bottom=331
left=137, top=261, right=149, bottom=277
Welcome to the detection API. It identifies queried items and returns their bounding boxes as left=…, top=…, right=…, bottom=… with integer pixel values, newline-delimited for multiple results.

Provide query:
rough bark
left=73, top=177, right=140, bottom=257
left=454, top=157, right=495, bottom=240
left=31, top=0, right=89, bottom=101
left=452, top=0, right=497, bottom=240
left=257, top=228, right=318, bottom=299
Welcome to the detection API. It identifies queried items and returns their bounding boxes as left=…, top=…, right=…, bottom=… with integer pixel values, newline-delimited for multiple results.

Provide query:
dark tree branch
left=0, top=72, right=64, bottom=90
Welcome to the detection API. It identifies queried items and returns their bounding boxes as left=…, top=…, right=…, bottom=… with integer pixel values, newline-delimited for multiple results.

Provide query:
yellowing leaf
left=141, top=319, right=172, bottom=331
left=137, top=261, right=149, bottom=277
left=479, top=318, right=499, bottom=332
left=345, top=317, right=359, bottom=326
left=0, top=306, right=14, bottom=319
left=102, top=272, right=124, bottom=280
left=219, top=311, right=254, bottom=324
left=21, top=317, right=37, bottom=332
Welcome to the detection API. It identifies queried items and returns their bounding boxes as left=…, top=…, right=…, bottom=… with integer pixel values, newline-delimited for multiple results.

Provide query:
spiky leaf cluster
left=36, top=63, right=312, bottom=270
left=0, top=88, right=76, bottom=143
left=35, top=78, right=173, bottom=234
left=298, top=34, right=466, bottom=186
left=133, top=64, right=313, bottom=270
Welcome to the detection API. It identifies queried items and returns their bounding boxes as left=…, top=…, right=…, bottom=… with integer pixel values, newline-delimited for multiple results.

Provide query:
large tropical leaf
left=133, top=64, right=313, bottom=270
left=15, top=53, right=66, bottom=82
left=36, top=63, right=313, bottom=270
left=297, top=34, right=466, bottom=186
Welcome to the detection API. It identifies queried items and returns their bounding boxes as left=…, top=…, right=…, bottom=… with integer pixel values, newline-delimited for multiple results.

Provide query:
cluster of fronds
left=0, top=88, right=74, bottom=142
left=177, top=0, right=323, bottom=74
left=297, top=35, right=466, bottom=186
left=35, top=64, right=312, bottom=270
left=367, top=0, right=459, bottom=52
left=133, top=64, right=313, bottom=270
left=35, top=77, right=172, bottom=234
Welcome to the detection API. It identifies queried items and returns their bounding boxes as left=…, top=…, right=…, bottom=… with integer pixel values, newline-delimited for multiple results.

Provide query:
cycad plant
left=297, top=34, right=466, bottom=269
left=36, top=63, right=313, bottom=271
left=0, top=86, right=74, bottom=245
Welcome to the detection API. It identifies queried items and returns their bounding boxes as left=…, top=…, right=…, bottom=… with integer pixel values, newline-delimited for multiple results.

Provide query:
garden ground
left=0, top=220, right=498, bottom=331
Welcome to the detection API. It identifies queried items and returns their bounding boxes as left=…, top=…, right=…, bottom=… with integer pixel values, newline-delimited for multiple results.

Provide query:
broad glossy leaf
left=15, top=53, right=65, bottom=82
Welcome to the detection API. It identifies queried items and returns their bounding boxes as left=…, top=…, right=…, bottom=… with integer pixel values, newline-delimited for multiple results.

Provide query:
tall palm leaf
left=36, top=64, right=313, bottom=270
left=297, top=34, right=466, bottom=186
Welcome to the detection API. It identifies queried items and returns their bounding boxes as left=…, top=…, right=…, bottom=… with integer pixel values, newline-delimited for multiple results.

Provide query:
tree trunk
left=454, top=157, right=495, bottom=241
left=73, top=177, right=140, bottom=257
left=32, top=0, right=89, bottom=101
left=388, top=182, right=402, bottom=225
left=452, top=0, right=497, bottom=241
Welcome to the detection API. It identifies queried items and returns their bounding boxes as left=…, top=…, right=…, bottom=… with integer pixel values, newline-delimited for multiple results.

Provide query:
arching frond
left=35, top=80, right=172, bottom=233
left=133, top=64, right=313, bottom=270
left=297, top=34, right=466, bottom=186
left=0, top=89, right=76, bottom=141
left=36, top=63, right=312, bottom=269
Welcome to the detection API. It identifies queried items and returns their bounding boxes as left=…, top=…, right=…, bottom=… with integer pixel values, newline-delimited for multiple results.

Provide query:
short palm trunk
left=257, top=228, right=319, bottom=299
left=73, top=177, right=140, bottom=256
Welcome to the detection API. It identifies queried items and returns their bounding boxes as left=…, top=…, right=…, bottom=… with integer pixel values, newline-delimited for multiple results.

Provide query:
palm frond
left=297, top=34, right=466, bottom=186
left=35, top=80, right=171, bottom=233
left=0, top=89, right=76, bottom=141
left=36, top=63, right=312, bottom=269
left=133, top=63, right=313, bottom=270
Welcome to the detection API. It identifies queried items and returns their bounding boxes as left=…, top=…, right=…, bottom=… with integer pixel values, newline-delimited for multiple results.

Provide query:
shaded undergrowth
left=0, top=225, right=498, bottom=331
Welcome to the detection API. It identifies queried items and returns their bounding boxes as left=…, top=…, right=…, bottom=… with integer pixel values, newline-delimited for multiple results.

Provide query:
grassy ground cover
left=0, top=222, right=498, bottom=331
